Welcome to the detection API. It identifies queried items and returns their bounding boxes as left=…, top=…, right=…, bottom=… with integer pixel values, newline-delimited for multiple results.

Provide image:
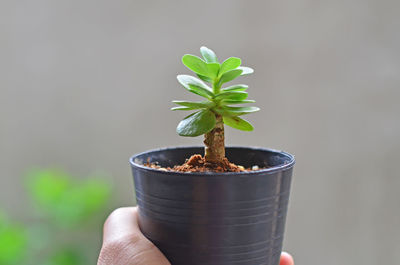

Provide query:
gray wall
left=1, top=0, right=399, bottom=264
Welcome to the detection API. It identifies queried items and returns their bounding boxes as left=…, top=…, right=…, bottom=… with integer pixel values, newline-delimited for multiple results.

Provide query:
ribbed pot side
left=130, top=146, right=295, bottom=265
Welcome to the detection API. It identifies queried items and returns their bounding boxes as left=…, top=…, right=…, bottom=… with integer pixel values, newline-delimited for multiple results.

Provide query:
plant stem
left=204, top=114, right=225, bottom=163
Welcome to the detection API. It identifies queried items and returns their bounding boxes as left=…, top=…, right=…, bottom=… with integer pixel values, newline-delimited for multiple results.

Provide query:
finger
left=280, top=251, right=294, bottom=265
left=102, top=207, right=141, bottom=244
left=99, top=207, right=170, bottom=265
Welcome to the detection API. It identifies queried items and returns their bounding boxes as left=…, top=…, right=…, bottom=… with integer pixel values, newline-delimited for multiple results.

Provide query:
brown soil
left=144, top=154, right=263, bottom=173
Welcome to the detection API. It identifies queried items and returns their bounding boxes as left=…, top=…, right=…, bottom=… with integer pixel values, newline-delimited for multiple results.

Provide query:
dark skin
left=98, top=207, right=294, bottom=265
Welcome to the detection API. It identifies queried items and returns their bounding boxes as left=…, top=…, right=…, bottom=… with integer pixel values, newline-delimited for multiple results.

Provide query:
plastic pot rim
left=129, top=145, right=295, bottom=177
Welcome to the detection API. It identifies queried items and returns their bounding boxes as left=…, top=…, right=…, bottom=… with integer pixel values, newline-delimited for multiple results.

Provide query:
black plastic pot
left=130, top=146, right=295, bottom=265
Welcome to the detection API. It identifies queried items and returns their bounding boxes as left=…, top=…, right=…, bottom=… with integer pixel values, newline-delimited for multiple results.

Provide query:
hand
left=98, top=207, right=294, bottom=265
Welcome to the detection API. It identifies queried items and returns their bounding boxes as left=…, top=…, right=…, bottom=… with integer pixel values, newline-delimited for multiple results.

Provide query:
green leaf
left=222, top=106, right=260, bottom=116
left=177, top=110, right=216, bottom=137
left=28, top=169, right=70, bottom=207
left=171, top=106, right=197, bottom=111
left=238, top=66, right=254, bottom=75
left=79, top=179, right=110, bottom=214
left=219, top=69, right=243, bottom=85
left=26, top=169, right=111, bottom=227
left=222, top=84, right=248, bottom=92
left=196, top=74, right=212, bottom=83
left=206, top=63, right=220, bottom=78
left=0, top=220, right=27, bottom=265
left=177, top=75, right=214, bottom=99
left=212, top=107, right=230, bottom=116
left=219, top=57, right=241, bottom=76
left=214, top=91, right=248, bottom=101
left=223, top=116, right=254, bottom=131
left=173, top=100, right=213, bottom=109
left=200, top=46, right=218, bottom=63
left=182, top=54, right=210, bottom=76
left=220, top=99, right=256, bottom=105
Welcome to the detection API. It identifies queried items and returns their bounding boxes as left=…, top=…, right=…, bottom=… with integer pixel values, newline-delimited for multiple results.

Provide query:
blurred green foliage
left=0, top=169, right=113, bottom=265
left=0, top=213, right=27, bottom=264
left=27, top=169, right=111, bottom=227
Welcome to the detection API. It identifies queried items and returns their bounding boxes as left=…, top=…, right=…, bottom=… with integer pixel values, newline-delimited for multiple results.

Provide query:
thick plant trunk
left=204, top=114, right=225, bottom=163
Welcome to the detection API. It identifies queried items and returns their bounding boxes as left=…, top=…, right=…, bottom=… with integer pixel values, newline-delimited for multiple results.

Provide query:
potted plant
left=130, top=47, right=295, bottom=265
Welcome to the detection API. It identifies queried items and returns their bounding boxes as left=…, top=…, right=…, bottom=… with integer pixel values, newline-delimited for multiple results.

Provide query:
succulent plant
left=172, top=46, right=259, bottom=163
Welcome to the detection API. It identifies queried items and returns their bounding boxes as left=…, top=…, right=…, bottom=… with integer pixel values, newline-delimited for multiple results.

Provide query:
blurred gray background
left=1, top=0, right=399, bottom=264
